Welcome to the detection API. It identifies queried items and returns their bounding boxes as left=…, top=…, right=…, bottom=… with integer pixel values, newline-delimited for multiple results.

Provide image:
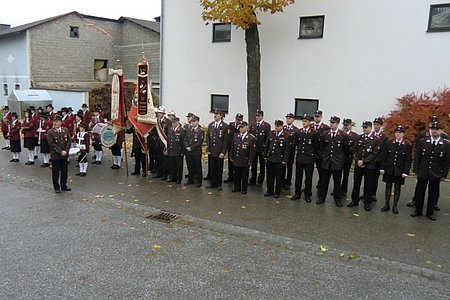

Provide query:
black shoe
left=224, top=178, right=233, bottom=183
left=381, top=205, right=390, bottom=212
left=25, top=161, right=35, bottom=165
left=10, top=159, right=15, bottom=162
left=76, top=173, right=82, bottom=176
left=176, top=181, right=181, bottom=184
left=111, top=165, right=119, bottom=169
left=316, top=198, right=325, bottom=204
left=274, top=194, right=280, bottom=198
left=61, top=187, right=71, bottom=191
left=330, top=192, right=334, bottom=196
left=96, top=161, right=102, bottom=165
left=264, top=192, right=274, bottom=197
left=426, top=214, right=437, bottom=221
left=342, top=192, right=347, bottom=197
left=434, top=206, right=440, bottom=211
left=185, top=174, right=189, bottom=178
left=305, top=196, right=312, bottom=203
left=217, top=186, right=223, bottom=191
left=392, top=206, right=398, bottom=214
left=184, top=181, right=194, bottom=185
left=241, top=190, right=247, bottom=194
left=34, top=155, right=38, bottom=160
left=131, top=172, right=140, bottom=176
left=2, top=146, right=9, bottom=150
left=167, top=178, right=176, bottom=182
left=55, top=190, right=62, bottom=194
left=335, top=200, right=343, bottom=207
left=407, top=200, right=416, bottom=207
left=291, top=194, right=301, bottom=201
left=347, top=201, right=359, bottom=208
left=80, top=173, right=86, bottom=177
left=203, top=176, right=211, bottom=180
left=13, top=159, right=19, bottom=162
left=231, top=189, right=241, bottom=193
left=40, top=163, right=50, bottom=167
left=364, top=202, right=371, bottom=211
left=411, top=212, right=422, bottom=217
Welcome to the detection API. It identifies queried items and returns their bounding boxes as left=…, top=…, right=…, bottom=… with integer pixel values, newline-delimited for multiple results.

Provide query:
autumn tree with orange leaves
left=384, top=88, right=450, bottom=143
left=200, top=0, right=295, bottom=117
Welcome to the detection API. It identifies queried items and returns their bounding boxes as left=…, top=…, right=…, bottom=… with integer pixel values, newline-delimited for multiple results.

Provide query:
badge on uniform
left=440, top=152, right=444, bottom=157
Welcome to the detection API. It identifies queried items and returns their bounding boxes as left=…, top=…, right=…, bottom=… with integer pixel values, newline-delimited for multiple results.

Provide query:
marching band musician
left=22, top=109, right=37, bottom=165
left=379, top=125, right=412, bottom=214
left=38, top=113, right=52, bottom=167
left=8, top=112, right=22, bottom=162
left=61, top=107, right=74, bottom=136
left=81, top=103, right=91, bottom=126
left=46, top=115, right=71, bottom=193
left=75, top=123, right=90, bottom=176
left=90, top=107, right=104, bottom=165
left=110, top=129, right=125, bottom=169
left=184, top=115, right=204, bottom=187
left=29, top=106, right=40, bottom=160
left=46, top=104, right=55, bottom=121
left=2, top=106, right=12, bottom=150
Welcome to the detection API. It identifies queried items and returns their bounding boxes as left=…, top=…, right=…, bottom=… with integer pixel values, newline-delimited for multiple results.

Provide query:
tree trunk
left=245, top=23, right=261, bottom=119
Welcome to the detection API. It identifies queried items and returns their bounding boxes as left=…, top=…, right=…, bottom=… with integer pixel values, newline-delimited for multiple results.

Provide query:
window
left=70, top=26, right=79, bottom=38
left=212, top=23, right=231, bottom=42
left=299, top=15, right=325, bottom=39
left=427, top=3, right=450, bottom=32
left=3, top=83, right=8, bottom=96
left=294, top=98, right=319, bottom=119
left=14, top=83, right=20, bottom=90
left=94, top=60, right=108, bottom=82
left=210, top=94, right=229, bottom=114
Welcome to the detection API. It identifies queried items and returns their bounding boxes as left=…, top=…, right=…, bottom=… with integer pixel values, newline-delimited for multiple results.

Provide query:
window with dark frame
left=427, top=3, right=450, bottom=32
left=212, top=23, right=231, bottom=42
left=210, top=94, right=229, bottom=114
left=14, top=84, right=20, bottom=90
left=70, top=26, right=79, bottom=38
left=294, top=98, right=319, bottom=119
left=299, top=15, right=325, bottom=39
left=3, top=83, right=8, bottom=96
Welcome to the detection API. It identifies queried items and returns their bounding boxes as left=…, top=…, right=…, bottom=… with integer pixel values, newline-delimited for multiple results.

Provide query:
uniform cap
left=428, top=115, right=440, bottom=123
left=213, top=109, right=225, bottom=117
left=186, top=112, right=194, bottom=118
left=362, top=121, right=373, bottom=128
left=255, top=109, right=264, bottom=116
left=373, top=117, right=383, bottom=125
left=430, top=122, right=442, bottom=129
left=314, top=110, right=323, bottom=116
left=29, top=106, right=35, bottom=110
left=78, top=122, right=87, bottom=129
left=192, top=115, right=200, bottom=122
left=3, top=106, right=9, bottom=110
left=81, top=103, right=88, bottom=108
left=329, top=116, right=341, bottom=123
left=343, top=118, right=353, bottom=125
left=239, top=121, right=248, bottom=127
left=285, top=112, right=295, bottom=118
left=46, top=104, right=54, bottom=109
left=394, top=125, right=406, bottom=132
left=54, top=115, right=62, bottom=121
left=11, top=112, right=18, bottom=117
left=235, top=113, right=244, bottom=119
left=275, top=119, right=284, bottom=126
left=168, top=110, right=176, bottom=116
left=301, top=114, right=313, bottom=121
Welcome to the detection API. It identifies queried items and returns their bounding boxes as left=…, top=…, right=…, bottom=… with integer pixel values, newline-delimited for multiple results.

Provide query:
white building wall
left=162, top=0, right=450, bottom=129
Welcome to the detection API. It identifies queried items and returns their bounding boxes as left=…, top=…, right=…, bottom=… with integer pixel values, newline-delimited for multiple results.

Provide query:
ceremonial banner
left=136, top=58, right=156, bottom=124
left=109, top=68, right=125, bottom=133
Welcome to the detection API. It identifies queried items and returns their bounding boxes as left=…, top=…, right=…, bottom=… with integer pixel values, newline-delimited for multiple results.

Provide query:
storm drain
left=145, top=210, right=180, bottom=223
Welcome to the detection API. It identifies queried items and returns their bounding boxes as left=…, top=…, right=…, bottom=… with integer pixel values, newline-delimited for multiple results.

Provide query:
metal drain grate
left=145, top=210, right=180, bottom=223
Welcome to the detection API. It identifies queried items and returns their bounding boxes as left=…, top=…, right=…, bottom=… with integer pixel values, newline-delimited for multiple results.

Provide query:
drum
left=69, top=147, right=80, bottom=157
left=92, top=123, right=107, bottom=135
left=100, top=124, right=117, bottom=148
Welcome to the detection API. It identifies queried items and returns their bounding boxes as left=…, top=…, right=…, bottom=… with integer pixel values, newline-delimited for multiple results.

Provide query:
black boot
left=381, top=183, right=392, bottom=212
left=392, top=183, right=401, bottom=214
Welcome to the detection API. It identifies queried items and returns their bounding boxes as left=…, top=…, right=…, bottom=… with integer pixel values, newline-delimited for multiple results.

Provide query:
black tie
left=257, top=122, right=260, bottom=128
left=316, top=125, right=319, bottom=130
left=432, top=141, right=436, bottom=148
left=332, top=132, right=336, bottom=140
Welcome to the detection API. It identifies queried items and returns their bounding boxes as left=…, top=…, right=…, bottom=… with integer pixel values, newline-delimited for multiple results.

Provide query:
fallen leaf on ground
left=406, top=233, right=416, bottom=237
left=416, top=248, right=422, bottom=252
left=186, top=200, right=191, bottom=202
left=133, top=199, right=139, bottom=202
left=275, top=201, right=280, bottom=204
left=220, top=267, right=231, bottom=273
left=437, top=264, right=442, bottom=268
left=120, top=193, right=125, bottom=196
left=108, top=195, right=114, bottom=198
left=320, top=245, right=328, bottom=253
left=152, top=244, right=161, bottom=249
left=348, top=254, right=359, bottom=260
left=241, top=206, right=246, bottom=209
left=167, top=185, right=173, bottom=188
left=165, top=200, right=169, bottom=203
left=339, top=253, right=345, bottom=257
left=218, top=211, right=222, bottom=215
left=353, top=213, right=359, bottom=217
left=286, top=195, right=292, bottom=198
left=208, top=192, right=213, bottom=195
left=425, top=260, right=433, bottom=265
left=95, top=194, right=104, bottom=198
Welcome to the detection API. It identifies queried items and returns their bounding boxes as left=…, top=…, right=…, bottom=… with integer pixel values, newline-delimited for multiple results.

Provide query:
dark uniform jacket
left=353, top=132, right=382, bottom=169
left=374, top=131, right=389, bottom=162
left=320, top=129, right=350, bottom=170
left=1, top=111, right=12, bottom=132
left=167, top=125, right=186, bottom=156
left=228, top=121, right=241, bottom=146
left=8, top=120, right=21, bottom=141
left=231, top=132, right=256, bottom=167
left=184, top=126, right=204, bottom=155
left=380, top=138, right=412, bottom=177
left=311, top=122, right=330, bottom=136
left=415, top=130, right=449, bottom=147
left=414, top=137, right=449, bottom=180
left=47, top=127, right=71, bottom=160
left=343, top=130, right=359, bottom=163
left=22, top=118, right=36, bottom=138
left=284, top=124, right=299, bottom=162
left=264, top=130, right=290, bottom=164
left=249, top=120, right=271, bottom=153
left=292, top=127, right=318, bottom=164
left=206, top=120, right=229, bottom=157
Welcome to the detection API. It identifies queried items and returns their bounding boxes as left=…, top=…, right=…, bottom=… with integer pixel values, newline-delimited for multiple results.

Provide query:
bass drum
left=92, top=122, right=107, bottom=135
left=100, top=124, right=117, bottom=148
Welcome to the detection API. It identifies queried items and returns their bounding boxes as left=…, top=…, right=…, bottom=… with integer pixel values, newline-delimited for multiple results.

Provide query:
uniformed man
left=230, top=121, right=256, bottom=194
left=411, top=122, right=449, bottom=221
left=167, top=110, right=176, bottom=121
left=372, top=117, right=389, bottom=201
left=46, top=104, right=56, bottom=121
left=46, top=115, right=72, bottom=193
left=75, top=122, right=90, bottom=176
left=379, top=125, right=412, bottom=214
left=311, top=110, right=330, bottom=191
left=2, top=106, right=12, bottom=150
left=126, top=126, right=146, bottom=177
left=153, top=106, right=171, bottom=180
left=347, top=121, right=382, bottom=211
left=183, top=112, right=195, bottom=180
left=225, top=113, right=244, bottom=184
left=291, top=114, right=318, bottom=202
left=38, top=113, right=52, bottom=167
left=283, top=112, right=299, bottom=190
left=264, top=120, right=290, bottom=198
left=206, top=109, right=229, bottom=191
left=80, top=103, right=91, bottom=130
left=184, top=115, right=204, bottom=187
left=167, top=117, right=186, bottom=184
left=341, top=118, right=359, bottom=197
left=110, top=129, right=125, bottom=169
left=318, top=116, right=350, bottom=207
left=249, top=110, right=271, bottom=187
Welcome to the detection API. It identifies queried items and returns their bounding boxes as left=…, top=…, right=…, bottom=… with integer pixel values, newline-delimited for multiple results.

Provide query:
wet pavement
left=0, top=137, right=449, bottom=277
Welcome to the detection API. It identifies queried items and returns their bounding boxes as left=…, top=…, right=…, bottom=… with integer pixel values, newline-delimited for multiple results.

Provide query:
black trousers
left=266, top=161, right=285, bottom=195
left=315, top=158, right=324, bottom=190
left=341, top=159, right=352, bottom=194
left=154, top=142, right=167, bottom=177
left=227, top=151, right=234, bottom=180
left=51, top=159, right=68, bottom=191
left=210, top=156, right=224, bottom=187
left=168, top=155, right=183, bottom=182
left=372, top=161, right=382, bottom=196
left=251, top=152, right=265, bottom=184
left=148, top=144, right=155, bottom=172
left=2, top=130, right=8, bottom=140
left=320, top=167, right=343, bottom=201
left=186, top=153, right=202, bottom=184
left=415, top=177, right=440, bottom=216
left=134, top=148, right=147, bottom=174
left=294, top=162, right=314, bottom=196
left=351, top=166, right=376, bottom=203
left=285, top=161, right=294, bottom=187
left=233, top=165, right=249, bottom=192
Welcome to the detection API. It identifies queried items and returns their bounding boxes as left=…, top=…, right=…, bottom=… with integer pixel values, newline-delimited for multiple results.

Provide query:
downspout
left=159, top=0, right=164, bottom=106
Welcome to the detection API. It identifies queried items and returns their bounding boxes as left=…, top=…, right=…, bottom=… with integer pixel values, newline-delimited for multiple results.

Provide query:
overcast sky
left=0, top=0, right=161, bottom=27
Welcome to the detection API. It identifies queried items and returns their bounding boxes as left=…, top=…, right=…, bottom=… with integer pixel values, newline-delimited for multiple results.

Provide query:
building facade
left=161, top=0, right=450, bottom=129
left=0, top=12, right=160, bottom=108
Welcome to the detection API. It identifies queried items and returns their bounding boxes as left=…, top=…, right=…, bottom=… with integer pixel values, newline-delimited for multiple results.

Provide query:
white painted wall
left=161, top=0, right=450, bottom=130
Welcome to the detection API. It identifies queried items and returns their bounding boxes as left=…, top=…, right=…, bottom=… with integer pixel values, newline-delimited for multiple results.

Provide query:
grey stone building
left=0, top=11, right=160, bottom=108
